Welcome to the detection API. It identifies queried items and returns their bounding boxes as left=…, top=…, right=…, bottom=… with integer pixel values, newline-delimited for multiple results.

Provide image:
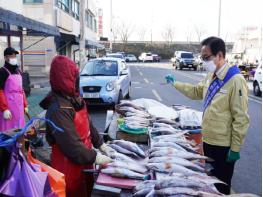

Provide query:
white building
left=232, top=26, right=262, bottom=64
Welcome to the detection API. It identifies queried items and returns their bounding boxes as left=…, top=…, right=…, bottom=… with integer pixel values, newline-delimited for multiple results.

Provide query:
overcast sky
left=97, top=0, right=263, bottom=42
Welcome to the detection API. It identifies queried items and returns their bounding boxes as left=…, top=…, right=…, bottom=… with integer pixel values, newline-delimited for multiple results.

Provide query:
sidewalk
left=26, top=87, right=50, bottom=119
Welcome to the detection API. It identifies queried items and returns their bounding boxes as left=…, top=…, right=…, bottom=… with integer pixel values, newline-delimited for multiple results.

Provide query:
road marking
left=248, top=96, right=262, bottom=104
left=139, top=71, right=143, bottom=76
left=132, top=81, right=140, bottom=85
left=152, top=89, right=163, bottom=102
left=144, top=78, right=149, bottom=83
left=134, top=87, right=142, bottom=89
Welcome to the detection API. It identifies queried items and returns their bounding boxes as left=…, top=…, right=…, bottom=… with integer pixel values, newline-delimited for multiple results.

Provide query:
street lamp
left=110, top=0, right=113, bottom=52
left=218, top=0, right=222, bottom=37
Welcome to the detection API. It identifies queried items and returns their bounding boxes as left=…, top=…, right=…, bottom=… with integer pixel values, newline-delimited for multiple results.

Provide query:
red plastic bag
left=28, top=148, right=66, bottom=197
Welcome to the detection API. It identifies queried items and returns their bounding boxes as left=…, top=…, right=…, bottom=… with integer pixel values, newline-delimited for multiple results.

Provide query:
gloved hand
left=165, top=74, right=176, bottom=84
left=24, top=107, right=29, bottom=114
left=226, top=150, right=240, bottom=163
left=95, top=153, right=113, bottom=165
left=3, top=109, right=12, bottom=120
left=99, top=143, right=116, bottom=156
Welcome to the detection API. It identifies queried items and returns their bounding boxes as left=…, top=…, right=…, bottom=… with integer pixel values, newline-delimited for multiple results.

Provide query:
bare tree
left=117, top=21, right=135, bottom=51
left=137, top=27, right=148, bottom=41
left=194, top=25, right=207, bottom=42
left=162, top=25, right=176, bottom=45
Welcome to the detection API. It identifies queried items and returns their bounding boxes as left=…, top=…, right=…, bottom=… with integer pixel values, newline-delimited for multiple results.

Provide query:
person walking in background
left=165, top=37, right=249, bottom=194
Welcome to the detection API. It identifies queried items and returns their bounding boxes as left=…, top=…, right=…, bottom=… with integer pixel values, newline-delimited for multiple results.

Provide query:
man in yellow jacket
left=165, top=37, right=249, bottom=194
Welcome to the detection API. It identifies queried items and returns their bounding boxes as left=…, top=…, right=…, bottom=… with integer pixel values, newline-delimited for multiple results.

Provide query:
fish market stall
left=91, top=99, right=223, bottom=197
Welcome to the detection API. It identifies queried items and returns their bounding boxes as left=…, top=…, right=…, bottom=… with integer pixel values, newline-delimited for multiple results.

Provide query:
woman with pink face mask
left=0, top=47, right=28, bottom=132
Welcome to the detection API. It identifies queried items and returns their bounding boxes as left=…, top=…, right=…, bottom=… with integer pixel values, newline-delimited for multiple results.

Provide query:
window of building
left=58, top=0, right=70, bottom=13
left=94, top=19, right=97, bottom=32
left=23, top=0, right=43, bottom=3
left=71, top=0, right=79, bottom=20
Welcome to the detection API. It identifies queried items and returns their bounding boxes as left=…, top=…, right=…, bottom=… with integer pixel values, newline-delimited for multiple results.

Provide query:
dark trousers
left=203, top=142, right=236, bottom=195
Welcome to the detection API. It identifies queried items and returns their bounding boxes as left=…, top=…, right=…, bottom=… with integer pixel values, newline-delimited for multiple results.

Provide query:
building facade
left=22, top=0, right=103, bottom=85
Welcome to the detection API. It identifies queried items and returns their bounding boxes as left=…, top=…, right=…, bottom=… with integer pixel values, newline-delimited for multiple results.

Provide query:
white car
left=253, top=64, right=262, bottom=96
left=125, top=54, right=137, bottom=62
left=138, top=52, right=153, bottom=62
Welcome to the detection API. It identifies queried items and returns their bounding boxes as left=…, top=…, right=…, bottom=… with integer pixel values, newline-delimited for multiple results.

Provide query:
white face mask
left=203, top=60, right=216, bottom=73
left=9, top=58, right=18, bottom=66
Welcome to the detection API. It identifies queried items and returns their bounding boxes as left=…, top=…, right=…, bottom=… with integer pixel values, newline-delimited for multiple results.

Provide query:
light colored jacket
left=174, top=64, right=249, bottom=152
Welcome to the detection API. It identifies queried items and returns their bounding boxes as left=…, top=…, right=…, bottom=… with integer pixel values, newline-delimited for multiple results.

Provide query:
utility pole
left=109, top=0, right=113, bottom=52
left=218, top=0, right=222, bottom=37
left=79, top=0, right=86, bottom=69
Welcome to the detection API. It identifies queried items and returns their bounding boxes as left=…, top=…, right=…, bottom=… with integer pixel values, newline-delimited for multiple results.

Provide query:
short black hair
left=201, top=36, right=226, bottom=58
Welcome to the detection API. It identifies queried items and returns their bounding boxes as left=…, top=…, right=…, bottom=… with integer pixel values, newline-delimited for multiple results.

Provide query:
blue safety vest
left=203, top=65, right=240, bottom=112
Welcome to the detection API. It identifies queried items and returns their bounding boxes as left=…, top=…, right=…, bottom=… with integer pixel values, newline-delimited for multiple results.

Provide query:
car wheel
left=126, top=84, right=131, bottom=99
left=254, top=81, right=262, bottom=96
left=179, top=65, right=183, bottom=70
left=126, top=59, right=129, bottom=62
left=118, top=91, right=124, bottom=103
left=193, top=67, right=197, bottom=71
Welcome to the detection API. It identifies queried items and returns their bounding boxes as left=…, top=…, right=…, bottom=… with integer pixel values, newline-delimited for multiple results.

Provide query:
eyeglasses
left=201, top=55, right=213, bottom=62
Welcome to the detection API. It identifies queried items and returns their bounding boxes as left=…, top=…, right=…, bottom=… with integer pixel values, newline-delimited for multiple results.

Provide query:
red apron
left=51, top=107, right=94, bottom=197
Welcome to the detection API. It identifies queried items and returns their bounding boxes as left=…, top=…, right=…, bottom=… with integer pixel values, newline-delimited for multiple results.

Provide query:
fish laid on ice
left=150, top=149, right=209, bottom=160
left=151, top=141, right=198, bottom=153
left=147, top=163, right=204, bottom=175
left=107, top=160, right=147, bottom=174
left=111, top=140, right=146, bottom=158
left=148, top=156, right=205, bottom=172
left=108, top=144, right=138, bottom=158
left=155, top=187, right=221, bottom=197
left=101, top=167, right=145, bottom=180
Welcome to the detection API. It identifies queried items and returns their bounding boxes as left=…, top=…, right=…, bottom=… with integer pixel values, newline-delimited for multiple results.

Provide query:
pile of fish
left=117, top=101, right=153, bottom=129
left=133, top=173, right=225, bottom=196
left=101, top=140, right=148, bottom=180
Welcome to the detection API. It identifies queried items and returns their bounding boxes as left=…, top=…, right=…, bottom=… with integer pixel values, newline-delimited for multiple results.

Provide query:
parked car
left=125, top=54, right=138, bottom=62
left=106, top=53, right=125, bottom=60
left=79, top=57, right=131, bottom=105
left=152, top=54, right=161, bottom=62
left=138, top=52, right=153, bottom=62
left=253, top=64, right=262, bottom=96
left=174, top=51, right=198, bottom=70
left=116, top=51, right=126, bottom=57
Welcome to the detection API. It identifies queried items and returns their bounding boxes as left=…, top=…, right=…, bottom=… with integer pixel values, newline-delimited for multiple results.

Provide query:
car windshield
left=81, top=60, right=118, bottom=76
left=181, top=53, right=194, bottom=58
left=146, top=53, right=152, bottom=56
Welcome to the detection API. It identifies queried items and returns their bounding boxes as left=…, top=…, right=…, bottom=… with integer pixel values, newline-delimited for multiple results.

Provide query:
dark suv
left=175, top=51, right=197, bottom=70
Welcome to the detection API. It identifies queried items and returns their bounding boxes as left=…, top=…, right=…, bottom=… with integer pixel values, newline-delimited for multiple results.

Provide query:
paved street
left=89, top=61, right=262, bottom=195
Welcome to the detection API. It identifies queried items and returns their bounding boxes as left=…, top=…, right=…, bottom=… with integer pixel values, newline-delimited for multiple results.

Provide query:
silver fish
left=110, top=152, right=138, bottom=163
left=108, top=144, right=138, bottom=158
left=151, top=141, right=188, bottom=152
left=101, top=167, right=145, bottom=180
left=108, top=160, right=147, bottom=174
left=134, top=180, right=157, bottom=192
left=111, top=140, right=146, bottom=158
left=149, top=149, right=209, bottom=160
left=171, top=173, right=226, bottom=185
left=153, top=131, right=190, bottom=139
left=133, top=188, right=153, bottom=197
left=154, top=177, right=206, bottom=190
left=147, top=163, right=204, bottom=175
left=155, top=187, right=221, bottom=197
left=148, top=156, right=205, bottom=172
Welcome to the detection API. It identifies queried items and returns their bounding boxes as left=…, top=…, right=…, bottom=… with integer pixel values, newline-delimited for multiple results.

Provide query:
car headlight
left=106, top=81, right=116, bottom=91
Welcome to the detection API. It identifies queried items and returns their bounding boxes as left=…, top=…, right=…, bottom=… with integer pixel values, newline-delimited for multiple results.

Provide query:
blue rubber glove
left=226, top=150, right=240, bottom=163
left=165, top=74, right=176, bottom=84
